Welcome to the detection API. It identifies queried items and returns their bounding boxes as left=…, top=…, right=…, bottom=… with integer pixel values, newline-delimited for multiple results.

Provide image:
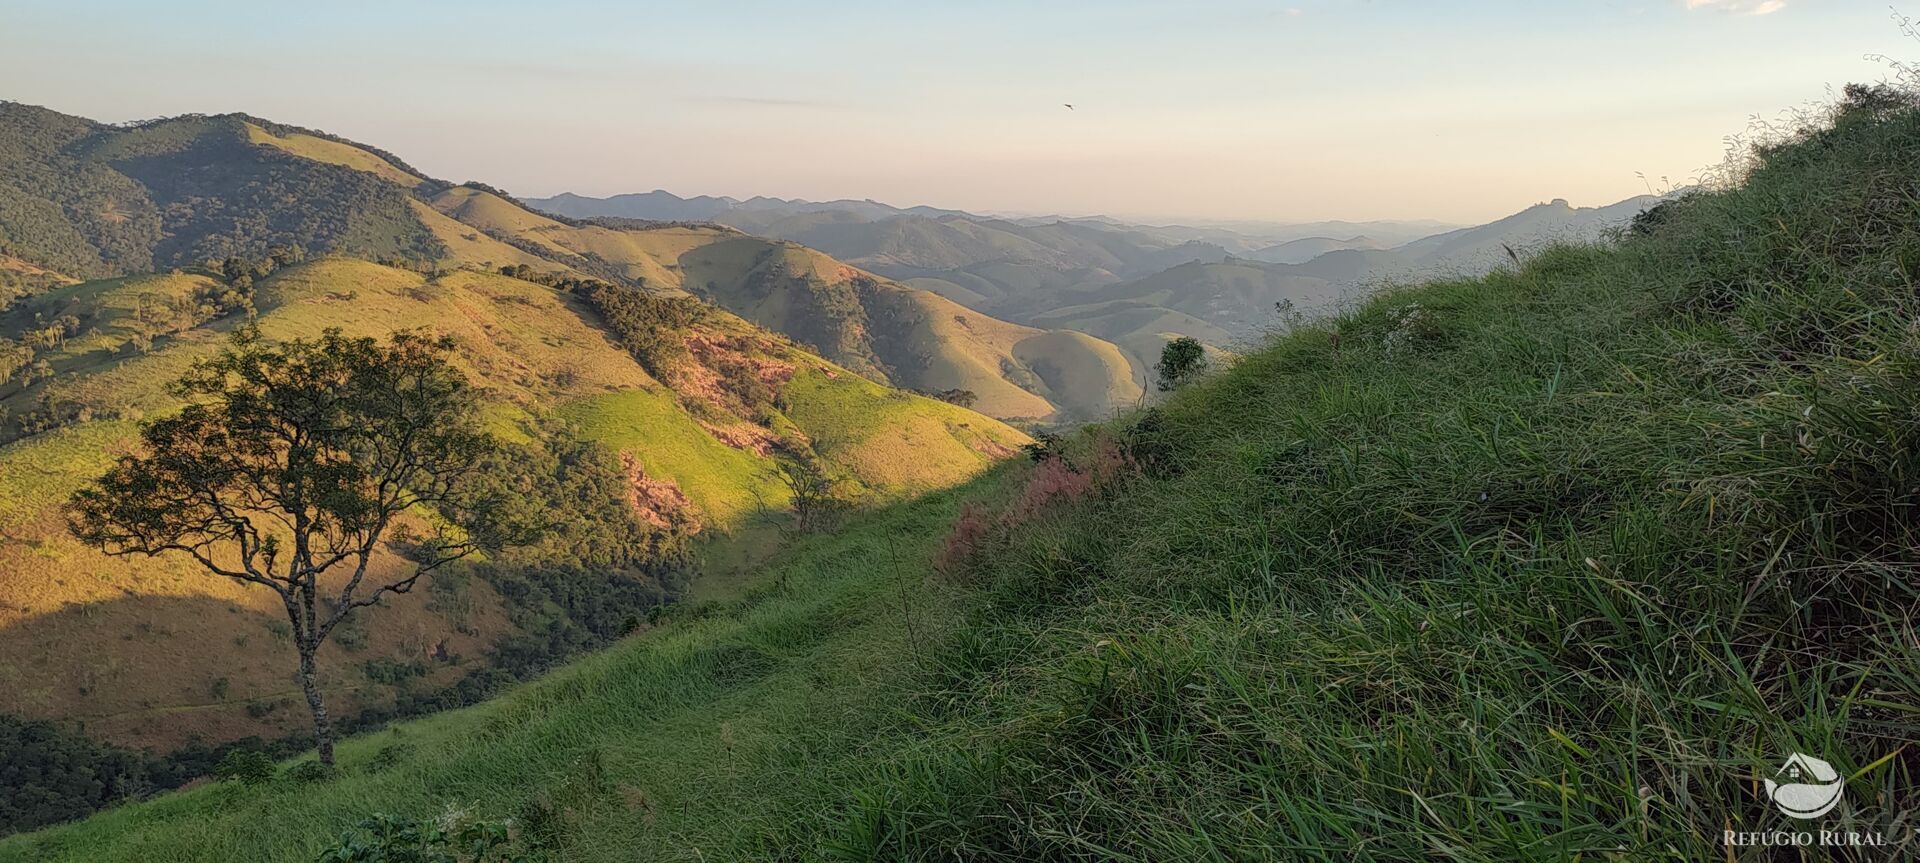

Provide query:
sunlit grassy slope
left=0, top=255, right=76, bottom=303
left=243, top=123, right=424, bottom=188
left=0, top=256, right=1025, bottom=751
left=16, top=77, right=1920, bottom=863
left=407, top=199, right=578, bottom=277
left=427, top=184, right=1144, bottom=421
left=2, top=102, right=1140, bottom=423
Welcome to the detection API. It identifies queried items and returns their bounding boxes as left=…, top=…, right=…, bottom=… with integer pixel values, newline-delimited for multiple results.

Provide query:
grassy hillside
left=0, top=256, right=1026, bottom=761
left=425, top=185, right=1145, bottom=421
left=243, top=123, right=424, bottom=189
left=0, top=102, right=1055, bottom=790
left=0, top=255, right=75, bottom=305
left=11, top=74, right=1918, bottom=863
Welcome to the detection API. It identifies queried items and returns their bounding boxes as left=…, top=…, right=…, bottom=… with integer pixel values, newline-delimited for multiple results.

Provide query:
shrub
left=920, top=388, right=978, bottom=408
left=935, top=503, right=997, bottom=578
left=281, top=760, right=335, bottom=785
left=212, top=750, right=275, bottom=787
left=1018, top=431, right=1062, bottom=463
left=1153, top=336, right=1207, bottom=390
left=316, top=812, right=521, bottom=863
left=363, top=658, right=428, bottom=687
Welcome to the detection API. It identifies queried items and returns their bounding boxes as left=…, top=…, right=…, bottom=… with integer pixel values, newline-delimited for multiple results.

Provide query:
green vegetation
left=212, top=750, right=277, bottom=788
left=12, top=73, right=1920, bottom=863
left=0, top=106, right=443, bottom=276
left=317, top=813, right=520, bottom=863
left=0, top=713, right=312, bottom=837
left=69, top=328, right=543, bottom=765
left=0, top=486, right=982, bottom=861
left=0, top=249, right=1024, bottom=819
left=568, top=279, right=711, bottom=379
left=0, top=99, right=1063, bottom=838
left=1151, top=335, right=1206, bottom=390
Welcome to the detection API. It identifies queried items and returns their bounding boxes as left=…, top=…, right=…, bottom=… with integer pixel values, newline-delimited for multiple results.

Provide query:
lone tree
left=69, top=326, right=533, bottom=765
left=771, top=452, right=850, bottom=535
left=1154, top=336, right=1209, bottom=391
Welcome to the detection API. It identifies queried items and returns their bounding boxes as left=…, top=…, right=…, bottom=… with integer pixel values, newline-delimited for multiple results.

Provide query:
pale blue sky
left=0, top=1, right=1905, bottom=222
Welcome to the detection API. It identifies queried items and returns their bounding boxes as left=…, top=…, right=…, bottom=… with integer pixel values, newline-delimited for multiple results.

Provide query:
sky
left=0, top=0, right=1907, bottom=224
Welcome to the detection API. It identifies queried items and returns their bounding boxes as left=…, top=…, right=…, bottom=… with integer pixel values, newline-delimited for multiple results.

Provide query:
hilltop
left=7, top=74, right=1916, bottom=863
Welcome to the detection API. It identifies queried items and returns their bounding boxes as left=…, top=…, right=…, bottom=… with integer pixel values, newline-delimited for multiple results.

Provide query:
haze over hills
left=532, top=189, right=1661, bottom=360
left=1246, top=234, right=1386, bottom=264
left=528, top=190, right=1457, bottom=250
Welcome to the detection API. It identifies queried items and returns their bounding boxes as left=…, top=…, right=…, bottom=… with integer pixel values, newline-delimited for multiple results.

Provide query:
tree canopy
left=68, top=326, right=536, bottom=763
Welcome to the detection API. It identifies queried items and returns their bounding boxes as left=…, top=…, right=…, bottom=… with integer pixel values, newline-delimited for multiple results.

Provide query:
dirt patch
left=697, top=419, right=781, bottom=456
left=619, top=452, right=702, bottom=533
left=971, top=437, right=1018, bottom=459
left=664, top=331, right=798, bottom=453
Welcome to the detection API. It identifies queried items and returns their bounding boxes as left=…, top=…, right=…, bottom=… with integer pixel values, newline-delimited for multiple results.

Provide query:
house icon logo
left=1763, top=753, right=1844, bottom=819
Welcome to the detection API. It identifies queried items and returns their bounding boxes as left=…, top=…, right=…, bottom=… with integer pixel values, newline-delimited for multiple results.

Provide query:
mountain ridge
left=532, top=187, right=1659, bottom=357
left=0, top=102, right=1140, bottom=423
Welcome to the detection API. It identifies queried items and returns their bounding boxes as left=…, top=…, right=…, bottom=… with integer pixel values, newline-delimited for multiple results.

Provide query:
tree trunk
left=297, top=645, right=336, bottom=766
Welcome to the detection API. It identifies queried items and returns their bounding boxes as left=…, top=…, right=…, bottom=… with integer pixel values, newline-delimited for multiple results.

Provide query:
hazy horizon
left=1, top=0, right=1905, bottom=224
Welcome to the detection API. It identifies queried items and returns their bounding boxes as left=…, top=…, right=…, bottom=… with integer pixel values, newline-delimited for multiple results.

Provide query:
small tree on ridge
left=1154, top=337, right=1208, bottom=391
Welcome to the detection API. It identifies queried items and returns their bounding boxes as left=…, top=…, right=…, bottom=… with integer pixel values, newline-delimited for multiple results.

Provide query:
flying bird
left=1063, top=103, right=1074, bottom=110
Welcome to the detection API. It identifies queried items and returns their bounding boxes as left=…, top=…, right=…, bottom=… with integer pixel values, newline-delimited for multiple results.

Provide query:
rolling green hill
left=8, top=79, right=1916, bottom=863
left=0, top=100, right=1051, bottom=832
left=0, top=254, right=1028, bottom=770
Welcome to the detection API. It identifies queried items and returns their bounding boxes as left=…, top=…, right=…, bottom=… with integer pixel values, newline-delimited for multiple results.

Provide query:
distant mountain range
left=532, top=191, right=1662, bottom=364
left=529, top=191, right=1457, bottom=254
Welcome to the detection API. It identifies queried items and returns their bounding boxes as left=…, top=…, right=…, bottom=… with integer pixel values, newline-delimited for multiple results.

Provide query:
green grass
left=781, top=366, right=1025, bottom=493
left=0, top=253, right=1026, bottom=757
left=0, top=485, right=983, bottom=863
left=11, top=86, right=1920, bottom=862
left=0, top=421, right=135, bottom=535
left=557, top=388, right=786, bottom=525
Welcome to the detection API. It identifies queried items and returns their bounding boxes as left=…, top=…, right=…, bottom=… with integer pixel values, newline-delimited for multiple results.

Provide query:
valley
left=4, top=74, right=1916, bottom=862
left=1, top=5, right=1912, bottom=851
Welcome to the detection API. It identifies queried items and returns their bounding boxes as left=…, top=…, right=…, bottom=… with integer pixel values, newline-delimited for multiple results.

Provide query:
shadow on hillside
left=0, top=590, right=481, bottom=752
